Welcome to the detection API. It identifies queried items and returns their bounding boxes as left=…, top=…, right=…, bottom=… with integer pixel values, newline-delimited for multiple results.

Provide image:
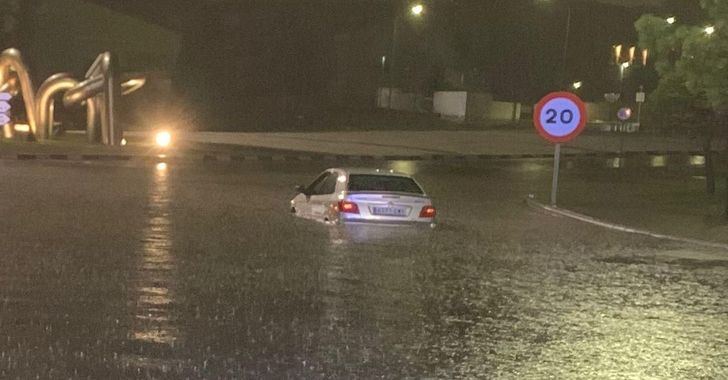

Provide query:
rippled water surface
left=0, top=159, right=725, bottom=379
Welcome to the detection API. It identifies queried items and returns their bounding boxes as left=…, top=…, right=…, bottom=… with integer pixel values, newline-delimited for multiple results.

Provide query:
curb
left=525, top=196, right=728, bottom=251
left=0, top=150, right=706, bottom=163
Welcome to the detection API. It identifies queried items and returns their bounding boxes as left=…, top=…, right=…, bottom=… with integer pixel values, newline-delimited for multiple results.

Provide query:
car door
left=309, top=171, right=339, bottom=221
left=297, top=172, right=329, bottom=218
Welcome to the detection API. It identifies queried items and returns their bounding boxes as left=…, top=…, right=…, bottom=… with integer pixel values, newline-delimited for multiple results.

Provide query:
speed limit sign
left=533, top=91, right=587, bottom=143
left=532, top=91, right=588, bottom=206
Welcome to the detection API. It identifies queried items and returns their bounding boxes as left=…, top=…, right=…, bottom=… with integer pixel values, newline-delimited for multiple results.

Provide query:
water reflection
left=126, top=162, right=182, bottom=362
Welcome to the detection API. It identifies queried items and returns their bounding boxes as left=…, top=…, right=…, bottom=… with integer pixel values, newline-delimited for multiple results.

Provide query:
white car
left=291, top=168, right=436, bottom=226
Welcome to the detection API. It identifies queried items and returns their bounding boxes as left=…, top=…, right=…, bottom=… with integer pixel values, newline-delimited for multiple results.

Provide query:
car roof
left=329, top=168, right=412, bottom=177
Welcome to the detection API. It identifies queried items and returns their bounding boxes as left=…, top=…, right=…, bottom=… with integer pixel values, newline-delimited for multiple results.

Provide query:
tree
left=636, top=0, right=728, bottom=204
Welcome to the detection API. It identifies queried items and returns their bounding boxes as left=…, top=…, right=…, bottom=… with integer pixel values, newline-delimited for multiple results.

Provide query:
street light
left=411, top=4, right=424, bottom=16
left=666, top=16, right=676, bottom=25
left=572, top=81, right=582, bottom=90
left=386, top=3, right=425, bottom=109
left=705, top=25, right=715, bottom=36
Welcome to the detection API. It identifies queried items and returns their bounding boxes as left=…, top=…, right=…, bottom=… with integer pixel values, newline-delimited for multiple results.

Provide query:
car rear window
left=347, top=175, right=424, bottom=194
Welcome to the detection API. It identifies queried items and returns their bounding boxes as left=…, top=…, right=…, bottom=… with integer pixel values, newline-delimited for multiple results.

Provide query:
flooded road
left=0, top=157, right=725, bottom=378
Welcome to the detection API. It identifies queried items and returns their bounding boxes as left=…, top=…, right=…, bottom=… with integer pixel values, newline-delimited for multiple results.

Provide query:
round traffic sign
left=533, top=91, right=587, bottom=143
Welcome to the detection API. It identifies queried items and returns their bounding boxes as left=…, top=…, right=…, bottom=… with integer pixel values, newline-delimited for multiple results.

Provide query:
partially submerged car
left=291, top=168, right=436, bottom=226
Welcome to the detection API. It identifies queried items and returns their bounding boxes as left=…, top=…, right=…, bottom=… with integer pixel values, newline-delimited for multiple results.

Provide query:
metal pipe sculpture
left=36, top=73, right=79, bottom=140
left=0, top=48, right=145, bottom=144
left=0, top=49, right=38, bottom=136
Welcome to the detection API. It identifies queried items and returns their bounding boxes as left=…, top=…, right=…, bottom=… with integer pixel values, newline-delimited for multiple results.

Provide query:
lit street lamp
left=705, top=25, right=715, bottom=36
left=666, top=16, right=676, bottom=25
left=411, top=4, right=424, bottom=16
left=572, top=81, right=582, bottom=90
left=386, top=3, right=425, bottom=109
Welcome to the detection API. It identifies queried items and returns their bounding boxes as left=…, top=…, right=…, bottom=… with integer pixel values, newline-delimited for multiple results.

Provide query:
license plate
left=371, top=207, right=407, bottom=216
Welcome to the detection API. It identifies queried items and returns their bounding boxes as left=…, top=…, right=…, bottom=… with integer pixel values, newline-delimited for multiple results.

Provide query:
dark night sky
left=85, top=0, right=701, bottom=126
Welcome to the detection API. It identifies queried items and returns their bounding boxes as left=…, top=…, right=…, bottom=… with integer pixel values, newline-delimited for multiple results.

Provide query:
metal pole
left=561, top=4, right=572, bottom=87
left=387, top=15, right=399, bottom=110
left=637, top=102, right=642, bottom=125
left=551, top=143, right=561, bottom=206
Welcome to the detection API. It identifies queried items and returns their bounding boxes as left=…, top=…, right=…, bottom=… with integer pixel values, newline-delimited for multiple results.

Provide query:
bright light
left=666, top=17, right=676, bottom=25
left=120, top=138, right=127, bottom=146
left=13, top=123, right=30, bottom=133
left=410, top=4, right=424, bottom=16
left=572, top=81, right=583, bottom=90
left=650, top=155, right=666, bottom=168
left=620, top=62, right=631, bottom=69
left=690, top=155, right=706, bottom=166
left=705, top=25, right=715, bottom=35
left=613, top=44, right=623, bottom=64
left=155, top=131, right=172, bottom=148
left=156, top=162, right=167, bottom=171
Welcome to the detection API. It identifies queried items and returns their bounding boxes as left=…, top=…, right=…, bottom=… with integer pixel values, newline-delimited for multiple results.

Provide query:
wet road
left=0, top=157, right=726, bottom=379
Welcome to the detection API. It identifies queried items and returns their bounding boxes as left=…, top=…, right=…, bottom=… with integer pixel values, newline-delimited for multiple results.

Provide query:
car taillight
left=419, top=205, right=436, bottom=218
left=337, top=200, right=360, bottom=214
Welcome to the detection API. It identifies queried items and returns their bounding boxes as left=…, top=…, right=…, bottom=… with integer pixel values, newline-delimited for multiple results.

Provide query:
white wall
left=433, top=91, right=468, bottom=120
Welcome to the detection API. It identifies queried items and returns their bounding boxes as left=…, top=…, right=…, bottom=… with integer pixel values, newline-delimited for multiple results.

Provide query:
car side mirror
left=295, top=185, right=307, bottom=194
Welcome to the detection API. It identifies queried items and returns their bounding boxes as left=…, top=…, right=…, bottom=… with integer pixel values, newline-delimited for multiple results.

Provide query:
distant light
left=613, top=44, right=623, bottom=64
left=13, top=123, right=30, bottom=133
left=337, top=175, right=347, bottom=183
left=410, top=4, right=424, bottom=16
left=381, top=56, right=386, bottom=67
left=120, top=138, right=127, bottom=146
left=690, top=155, right=706, bottom=166
left=155, top=131, right=172, bottom=148
left=572, top=81, right=583, bottom=90
left=607, top=157, right=623, bottom=168
left=666, top=17, right=676, bottom=25
left=620, top=62, right=631, bottom=69
left=705, top=25, right=715, bottom=35
left=650, top=155, right=666, bottom=168
left=156, top=162, right=167, bottom=171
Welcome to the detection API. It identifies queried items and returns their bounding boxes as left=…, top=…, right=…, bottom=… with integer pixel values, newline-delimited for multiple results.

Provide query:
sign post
left=533, top=91, right=587, bottom=206
left=636, top=87, right=646, bottom=126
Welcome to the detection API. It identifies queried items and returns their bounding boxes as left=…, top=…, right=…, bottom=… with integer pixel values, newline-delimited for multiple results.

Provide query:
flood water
left=0, top=158, right=725, bottom=379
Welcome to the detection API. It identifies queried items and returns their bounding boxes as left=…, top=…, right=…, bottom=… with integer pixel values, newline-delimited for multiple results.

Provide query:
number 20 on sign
left=533, top=91, right=588, bottom=205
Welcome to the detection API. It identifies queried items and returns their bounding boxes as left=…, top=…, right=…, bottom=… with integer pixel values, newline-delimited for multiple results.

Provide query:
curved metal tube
left=62, top=75, right=103, bottom=107
left=0, top=48, right=38, bottom=135
left=86, top=98, right=100, bottom=143
left=35, top=73, right=79, bottom=140
left=1, top=49, right=146, bottom=144
left=63, top=73, right=145, bottom=107
left=121, top=76, right=146, bottom=95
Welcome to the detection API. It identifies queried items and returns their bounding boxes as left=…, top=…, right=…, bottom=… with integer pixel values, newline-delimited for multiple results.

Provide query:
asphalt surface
left=0, top=157, right=726, bottom=379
